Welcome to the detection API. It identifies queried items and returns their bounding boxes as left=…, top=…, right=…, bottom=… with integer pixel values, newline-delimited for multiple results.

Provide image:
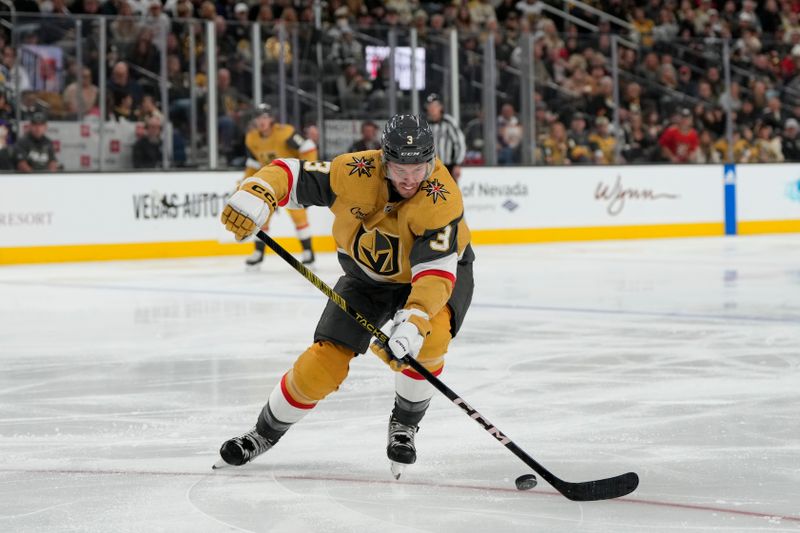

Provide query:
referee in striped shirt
left=425, top=93, right=467, bottom=181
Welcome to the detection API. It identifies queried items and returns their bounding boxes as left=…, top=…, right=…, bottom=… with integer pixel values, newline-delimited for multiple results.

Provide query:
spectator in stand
left=255, top=3, right=275, bottom=23
left=631, top=7, right=656, bottom=48
left=110, top=1, right=139, bottom=55
left=197, top=0, right=216, bottom=20
left=329, top=27, right=364, bottom=70
left=636, top=52, right=661, bottom=86
left=562, top=61, right=595, bottom=102
left=303, top=123, right=320, bottom=148
left=693, top=102, right=725, bottom=137
left=469, top=0, right=496, bottom=27
left=754, top=123, right=784, bottom=162
left=138, top=93, right=163, bottom=122
left=695, top=129, right=722, bottom=164
left=566, top=112, right=593, bottom=164
left=587, top=76, right=614, bottom=119
left=1, top=46, right=32, bottom=93
left=228, top=3, right=253, bottom=59
left=463, top=110, right=485, bottom=166
left=0, top=119, right=14, bottom=171
left=497, top=102, right=522, bottom=165
left=15, top=113, right=59, bottom=172
left=62, top=66, right=99, bottom=117
left=143, top=0, right=170, bottom=45
left=622, top=109, right=659, bottom=163
left=0, top=88, right=15, bottom=128
left=226, top=53, right=252, bottom=97
left=589, top=116, right=617, bottom=164
left=717, top=80, right=742, bottom=113
left=739, top=0, right=762, bottom=33
left=781, top=118, right=800, bottom=161
left=38, top=0, right=74, bottom=44
left=172, top=0, right=194, bottom=19
left=658, top=107, right=699, bottom=163
left=656, top=64, right=679, bottom=110
left=216, top=67, right=247, bottom=163
left=714, top=127, right=753, bottom=163
left=540, top=121, right=571, bottom=165
left=132, top=115, right=163, bottom=168
left=760, top=95, right=786, bottom=132
left=348, top=120, right=381, bottom=152
left=127, top=27, right=161, bottom=75
left=336, top=60, right=372, bottom=116
left=749, top=79, right=769, bottom=111
left=621, top=81, right=650, bottom=115
left=736, top=98, right=759, bottom=127
left=111, top=90, right=136, bottom=121
left=108, top=61, right=143, bottom=106
left=653, top=8, right=680, bottom=47
left=454, top=5, right=477, bottom=34
left=676, top=65, right=697, bottom=97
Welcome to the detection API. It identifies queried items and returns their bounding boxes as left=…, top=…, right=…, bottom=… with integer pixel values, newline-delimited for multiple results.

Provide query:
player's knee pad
left=286, top=341, right=354, bottom=403
left=415, top=305, right=453, bottom=374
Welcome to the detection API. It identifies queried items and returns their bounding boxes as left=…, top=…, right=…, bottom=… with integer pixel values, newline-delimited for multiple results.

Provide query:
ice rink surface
left=1, top=235, right=799, bottom=532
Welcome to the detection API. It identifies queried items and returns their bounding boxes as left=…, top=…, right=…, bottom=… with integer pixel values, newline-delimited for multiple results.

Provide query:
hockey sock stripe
left=262, top=374, right=315, bottom=427
left=279, top=373, right=316, bottom=410
left=400, top=365, right=443, bottom=381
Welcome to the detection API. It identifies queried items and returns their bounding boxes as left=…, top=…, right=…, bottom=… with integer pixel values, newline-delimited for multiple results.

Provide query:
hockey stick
left=254, top=230, right=639, bottom=501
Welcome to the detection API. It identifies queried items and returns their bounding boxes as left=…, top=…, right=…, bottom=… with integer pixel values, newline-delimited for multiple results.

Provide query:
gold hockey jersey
left=243, top=123, right=318, bottom=178
left=248, top=150, right=472, bottom=318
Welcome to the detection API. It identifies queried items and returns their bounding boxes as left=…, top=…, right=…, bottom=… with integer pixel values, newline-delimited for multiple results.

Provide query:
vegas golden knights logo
left=353, top=225, right=400, bottom=276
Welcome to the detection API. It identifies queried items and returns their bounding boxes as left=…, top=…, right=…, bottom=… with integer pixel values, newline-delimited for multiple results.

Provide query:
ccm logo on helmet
left=401, top=151, right=421, bottom=156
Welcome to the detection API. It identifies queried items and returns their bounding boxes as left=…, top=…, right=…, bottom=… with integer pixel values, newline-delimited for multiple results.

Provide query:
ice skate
left=214, top=426, right=274, bottom=468
left=387, top=416, right=418, bottom=480
left=244, top=248, right=264, bottom=267
left=245, top=240, right=267, bottom=268
left=300, top=249, right=315, bottom=267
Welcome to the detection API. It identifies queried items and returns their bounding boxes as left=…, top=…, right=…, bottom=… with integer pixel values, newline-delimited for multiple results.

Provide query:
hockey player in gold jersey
left=242, top=103, right=317, bottom=266
left=218, top=114, right=475, bottom=478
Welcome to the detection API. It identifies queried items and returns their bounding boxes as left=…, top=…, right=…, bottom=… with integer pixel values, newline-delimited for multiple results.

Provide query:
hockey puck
left=515, top=474, right=537, bottom=491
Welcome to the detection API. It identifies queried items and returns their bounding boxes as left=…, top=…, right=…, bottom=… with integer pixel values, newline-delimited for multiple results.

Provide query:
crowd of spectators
left=1, top=0, right=800, bottom=168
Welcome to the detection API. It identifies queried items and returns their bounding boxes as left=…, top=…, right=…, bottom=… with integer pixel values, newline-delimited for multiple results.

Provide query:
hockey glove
left=221, top=178, right=278, bottom=241
left=370, top=308, right=431, bottom=372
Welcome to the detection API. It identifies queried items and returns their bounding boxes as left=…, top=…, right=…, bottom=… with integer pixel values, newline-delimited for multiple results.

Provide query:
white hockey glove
left=221, top=178, right=277, bottom=241
left=370, top=308, right=431, bottom=372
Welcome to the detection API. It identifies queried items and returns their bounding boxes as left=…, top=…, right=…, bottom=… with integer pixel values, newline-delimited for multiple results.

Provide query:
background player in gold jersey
left=218, top=115, right=475, bottom=479
left=242, top=104, right=317, bottom=267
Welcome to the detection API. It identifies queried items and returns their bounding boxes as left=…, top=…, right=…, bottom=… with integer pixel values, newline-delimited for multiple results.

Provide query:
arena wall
left=1, top=165, right=799, bottom=265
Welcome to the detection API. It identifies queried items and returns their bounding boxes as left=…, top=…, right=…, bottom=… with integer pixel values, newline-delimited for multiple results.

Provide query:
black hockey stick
left=254, top=230, right=639, bottom=501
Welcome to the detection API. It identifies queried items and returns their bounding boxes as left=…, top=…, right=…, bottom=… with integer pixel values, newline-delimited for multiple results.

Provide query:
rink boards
left=1, top=164, right=799, bottom=264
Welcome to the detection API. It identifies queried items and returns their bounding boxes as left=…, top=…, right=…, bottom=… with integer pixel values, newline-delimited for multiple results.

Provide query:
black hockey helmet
left=381, top=114, right=435, bottom=165
left=253, top=103, right=273, bottom=119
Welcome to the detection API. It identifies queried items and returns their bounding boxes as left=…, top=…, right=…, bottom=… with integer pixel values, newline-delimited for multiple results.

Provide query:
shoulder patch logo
left=346, top=156, right=376, bottom=177
left=420, top=178, right=450, bottom=204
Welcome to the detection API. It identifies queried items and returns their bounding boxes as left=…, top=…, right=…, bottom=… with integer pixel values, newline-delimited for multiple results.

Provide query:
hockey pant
left=256, top=306, right=453, bottom=439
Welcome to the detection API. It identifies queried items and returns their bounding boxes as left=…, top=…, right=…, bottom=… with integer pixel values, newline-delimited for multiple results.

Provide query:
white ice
left=1, top=235, right=799, bottom=532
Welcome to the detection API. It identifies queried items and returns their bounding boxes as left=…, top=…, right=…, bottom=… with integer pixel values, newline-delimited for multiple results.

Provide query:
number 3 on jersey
left=430, top=225, right=452, bottom=252
left=303, top=160, right=331, bottom=173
